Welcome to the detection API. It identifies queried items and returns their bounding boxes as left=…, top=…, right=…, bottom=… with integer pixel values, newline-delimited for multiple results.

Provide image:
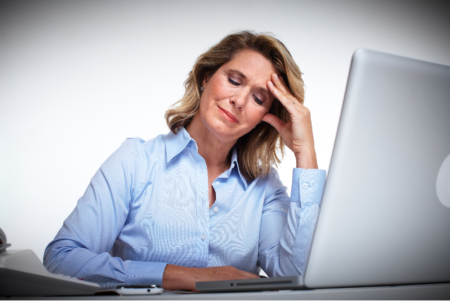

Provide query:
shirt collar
left=165, top=127, right=196, bottom=164
left=165, top=127, right=249, bottom=189
left=215, top=147, right=249, bottom=189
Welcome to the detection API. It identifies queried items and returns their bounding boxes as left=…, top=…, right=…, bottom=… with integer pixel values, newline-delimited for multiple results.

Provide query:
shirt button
left=201, top=234, right=206, bottom=240
left=213, top=207, right=219, bottom=213
left=302, top=183, right=309, bottom=189
left=215, top=181, right=220, bottom=186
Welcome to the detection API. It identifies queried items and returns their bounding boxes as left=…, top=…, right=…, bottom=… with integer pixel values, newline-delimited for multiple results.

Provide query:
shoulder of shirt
left=123, top=134, right=165, bottom=148
left=259, top=166, right=281, bottom=181
left=254, top=166, right=284, bottom=189
left=107, top=135, right=165, bottom=166
left=121, top=134, right=167, bottom=158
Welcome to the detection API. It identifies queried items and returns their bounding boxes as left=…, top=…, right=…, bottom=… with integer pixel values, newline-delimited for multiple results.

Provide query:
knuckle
left=299, top=107, right=310, bottom=117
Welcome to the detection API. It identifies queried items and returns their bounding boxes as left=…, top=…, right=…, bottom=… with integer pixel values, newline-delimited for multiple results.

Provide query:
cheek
left=246, top=105, right=267, bottom=124
left=209, top=79, right=233, bottom=99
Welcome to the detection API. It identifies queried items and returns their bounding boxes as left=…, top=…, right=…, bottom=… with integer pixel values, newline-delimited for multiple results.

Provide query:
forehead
left=222, top=49, right=277, bottom=79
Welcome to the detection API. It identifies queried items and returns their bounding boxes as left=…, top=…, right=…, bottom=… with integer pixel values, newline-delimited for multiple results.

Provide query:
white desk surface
left=4, top=283, right=450, bottom=300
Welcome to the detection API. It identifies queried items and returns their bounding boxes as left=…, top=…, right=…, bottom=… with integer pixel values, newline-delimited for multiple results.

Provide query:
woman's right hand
left=162, top=264, right=260, bottom=292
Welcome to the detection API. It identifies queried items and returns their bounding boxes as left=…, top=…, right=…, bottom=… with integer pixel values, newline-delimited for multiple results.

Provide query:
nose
left=230, top=90, right=247, bottom=109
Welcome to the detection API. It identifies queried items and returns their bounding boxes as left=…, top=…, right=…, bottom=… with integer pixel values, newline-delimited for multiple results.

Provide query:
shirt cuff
left=291, top=168, right=327, bottom=205
left=126, top=261, right=167, bottom=287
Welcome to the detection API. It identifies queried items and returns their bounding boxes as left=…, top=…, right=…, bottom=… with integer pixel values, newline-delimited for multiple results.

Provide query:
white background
left=1, top=0, right=449, bottom=261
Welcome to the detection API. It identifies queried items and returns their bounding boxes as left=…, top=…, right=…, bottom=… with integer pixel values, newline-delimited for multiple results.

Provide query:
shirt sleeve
left=258, top=168, right=326, bottom=277
left=43, top=138, right=167, bottom=288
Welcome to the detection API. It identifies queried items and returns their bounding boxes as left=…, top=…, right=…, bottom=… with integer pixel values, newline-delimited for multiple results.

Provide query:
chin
left=209, top=122, right=243, bottom=144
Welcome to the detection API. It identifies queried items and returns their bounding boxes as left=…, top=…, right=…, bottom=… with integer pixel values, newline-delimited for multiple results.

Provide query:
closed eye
left=228, top=78, right=240, bottom=86
left=253, top=95, right=263, bottom=105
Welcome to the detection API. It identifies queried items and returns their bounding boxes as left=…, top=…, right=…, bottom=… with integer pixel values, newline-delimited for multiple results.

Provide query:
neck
left=186, top=114, right=235, bottom=169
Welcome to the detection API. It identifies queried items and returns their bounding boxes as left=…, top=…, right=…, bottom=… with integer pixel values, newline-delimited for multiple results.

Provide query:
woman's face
left=198, top=49, right=277, bottom=144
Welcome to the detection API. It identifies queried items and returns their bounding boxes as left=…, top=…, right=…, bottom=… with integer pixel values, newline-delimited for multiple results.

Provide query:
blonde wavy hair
left=165, top=31, right=304, bottom=181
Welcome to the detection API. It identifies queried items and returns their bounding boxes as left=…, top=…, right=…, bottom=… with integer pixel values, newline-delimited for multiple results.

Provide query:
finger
left=262, top=113, right=287, bottom=134
left=267, top=80, right=298, bottom=114
left=238, top=270, right=260, bottom=279
left=223, top=266, right=258, bottom=279
left=271, top=73, right=292, bottom=97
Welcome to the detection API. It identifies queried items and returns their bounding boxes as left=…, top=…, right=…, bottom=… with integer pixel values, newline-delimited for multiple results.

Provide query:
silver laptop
left=197, top=48, right=450, bottom=292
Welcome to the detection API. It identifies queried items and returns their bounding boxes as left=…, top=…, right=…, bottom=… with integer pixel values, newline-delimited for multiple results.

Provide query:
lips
left=218, top=106, right=239, bottom=123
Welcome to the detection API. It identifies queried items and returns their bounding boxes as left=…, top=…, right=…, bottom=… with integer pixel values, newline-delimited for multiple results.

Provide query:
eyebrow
left=228, top=69, right=271, bottom=96
left=229, top=69, right=247, bottom=80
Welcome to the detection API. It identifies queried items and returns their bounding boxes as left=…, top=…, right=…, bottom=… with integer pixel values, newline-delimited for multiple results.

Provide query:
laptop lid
left=305, top=48, right=450, bottom=288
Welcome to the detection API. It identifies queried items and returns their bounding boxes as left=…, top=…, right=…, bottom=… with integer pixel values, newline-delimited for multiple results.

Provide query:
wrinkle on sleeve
left=258, top=168, right=326, bottom=277
left=43, top=138, right=167, bottom=287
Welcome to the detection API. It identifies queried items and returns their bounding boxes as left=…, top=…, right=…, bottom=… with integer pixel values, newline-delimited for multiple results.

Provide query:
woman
left=44, top=31, right=326, bottom=292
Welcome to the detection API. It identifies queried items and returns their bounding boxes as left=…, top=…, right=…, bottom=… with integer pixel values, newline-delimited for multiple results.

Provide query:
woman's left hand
left=262, top=73, right=318, bottom=169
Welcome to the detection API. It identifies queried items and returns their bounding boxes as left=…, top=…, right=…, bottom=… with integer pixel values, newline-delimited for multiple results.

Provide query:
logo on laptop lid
left=436, top=153, right=450, bottom=208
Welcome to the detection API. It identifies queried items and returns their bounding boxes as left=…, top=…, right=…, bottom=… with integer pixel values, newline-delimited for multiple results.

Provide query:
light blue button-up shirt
left=44, top=127, right=326, bottom=288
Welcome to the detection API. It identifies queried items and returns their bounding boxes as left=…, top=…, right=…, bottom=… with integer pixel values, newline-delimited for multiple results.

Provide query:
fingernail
left=274, top=74, right=278, bottom=79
